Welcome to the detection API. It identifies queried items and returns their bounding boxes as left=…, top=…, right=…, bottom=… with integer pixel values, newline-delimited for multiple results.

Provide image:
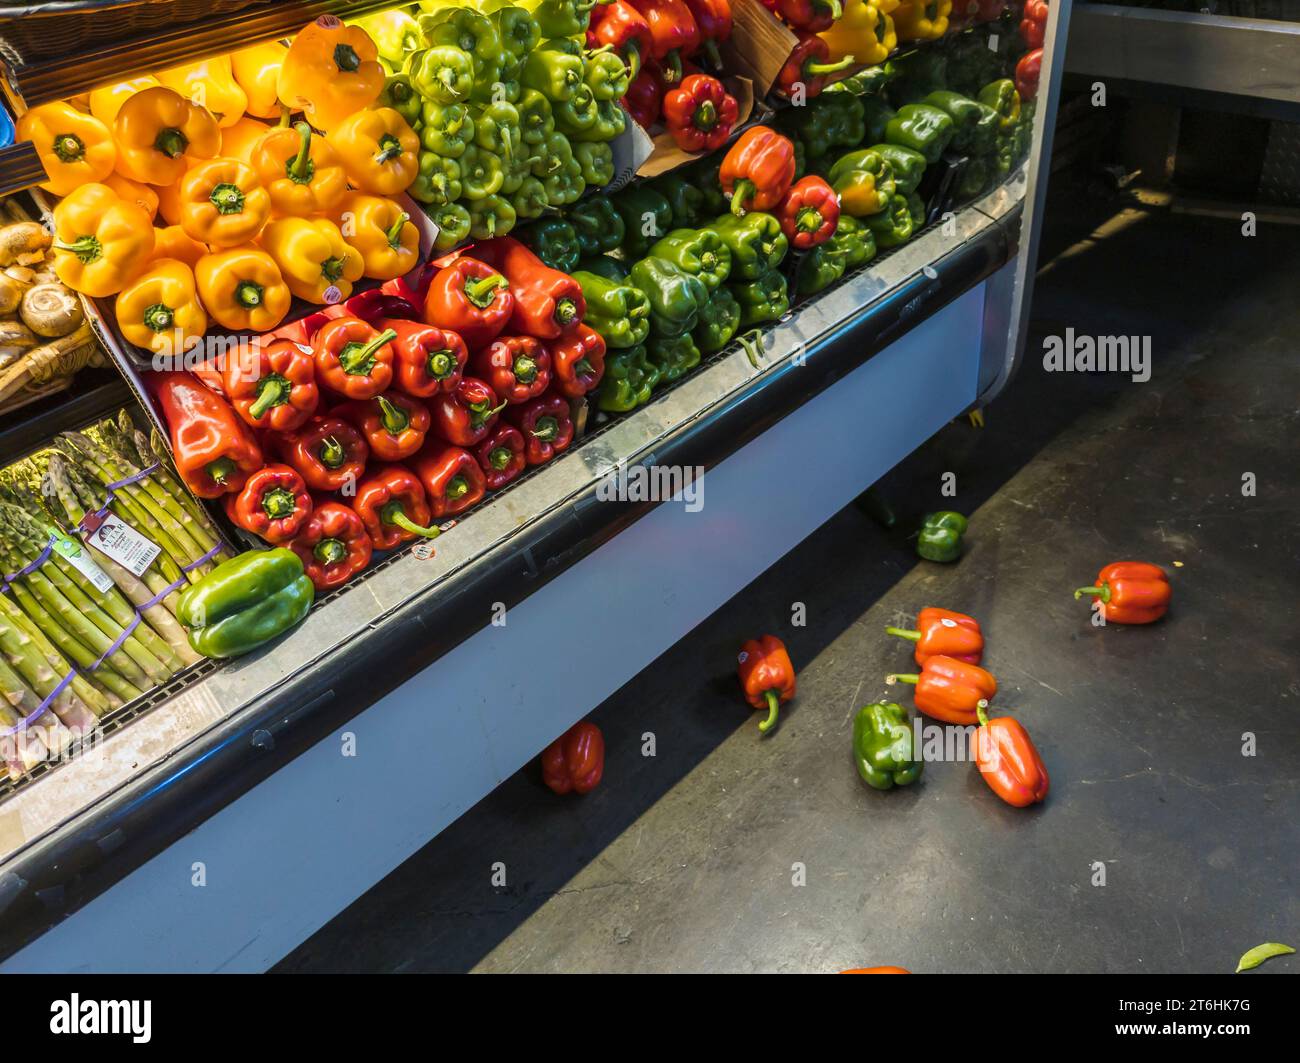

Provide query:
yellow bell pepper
left=154, top=167, right=193, bottom=227
left=194, top=247, right=291, bottom=332
left=230, top=41, right=288, bottom=120
left=259, top=217, right=364, bottom=304
left=150, top=224, right=208, bottom=268
left=178, top=158, right=271, bottom=249
left=251, top=122, right=349, bottom=218
left=115, top=258, right=208, bottom=358
left=89, top=76, right=160, bottom=126
left=819, top=0, right=897, bottom=65
left=334, top=192, right=419, bottom=280
left=877, top=0, right=900, bottom=11
left=155, top=57, right=248, bottom=128
left=114, top=87, right=220, bottom=186
left=277, top=15, right=385, bottom=133
left=102, top=173, right=160, bottom=221
left=17, top=102, right=116, bottom=196
left=220, top=116, right=273, bottom=163
left=51, top=183, right=155, bottom=298
left=893, top=0, right=950, bottom=41
left=327, top=107, right=420, bottom=196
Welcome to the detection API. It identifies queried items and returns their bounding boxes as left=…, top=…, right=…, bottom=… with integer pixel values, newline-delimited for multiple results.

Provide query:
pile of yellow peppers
left=16, top=15, right=424, bottom=357
left=819, top=0, right=952, bottom=65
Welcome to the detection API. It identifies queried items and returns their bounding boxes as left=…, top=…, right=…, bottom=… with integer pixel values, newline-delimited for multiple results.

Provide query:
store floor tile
left=276, top=202, right=1300, bottom=974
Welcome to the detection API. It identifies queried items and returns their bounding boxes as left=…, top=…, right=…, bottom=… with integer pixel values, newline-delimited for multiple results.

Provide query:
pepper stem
left=738, top=329, right=763, bottom=369
left=445, top=475, right=469, bottom=500
left=261, top=487, right=297, bottom=520
left=143, top=303, right=174, bottom=333
left=1073, top=583, right=1111, bottom=603
left=248, top=375, right=289, bottom=419
left=976, top=702, right=990, bottom=728
left=209, top=182, right=245, bottom=215
left=796, top=206, right=824, bottom=234
left=531, top=415, right=558, bottom=442
left=319, top=436, right=346, bottom=468
left=805, top=56, right=855, bottom=78
left=489, top=446, right=513, bottom=471
left=464, top=272, right=509, bottom=309
left=884, top=626, right=921, bottom=642
left=235, top=281, right=263, bottom=308
left=703, top=39, right=723, bottom=70
left=759, top=690, right=779, bottom=734
left=694, top=99, right=718, bottom=132
left=513, top=356, right=537, bottom=384
left=314, top=538, right=347, bottom=566
left=730, top=178, right=756, bottom=216
left=339, top=328, right=397, bottom=375
left=382, top=502, right=439, bottom=539
left=53, top=235, right=102, bottom=263
left=819, top=0, right=843, bottom=18
left=661, top=49, right=683, bottom=86
left=288, top=122, right=315, bottom=183
left=553, top=298, right=578, bottom=326
left=385, top=212, right=410, bottom=249
left=377, top=395, right=409, bottom=436
left=52, top=133, right=85, bottom=163
left=427, top=349, right=455, bottom=379
left=334, top=42, right=361, bottom=73
left=207, top=456, right=236, bottom=486
left=374, top=133, right=403, bottom=164
left=886, top=673, right=919, bottom=685
left=154, top=127, right=188, bottom=159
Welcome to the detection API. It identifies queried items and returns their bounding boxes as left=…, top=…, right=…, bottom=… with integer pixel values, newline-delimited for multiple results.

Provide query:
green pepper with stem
left=861, top=193, right=914, bottom=249
left=474, top=100, right=523, bottom=163
left=512, top=175, right=548, bottom=220
left=568, top=195, right=624, bottom=256
left=459, top=144, right=505, bottom=199
left=554, top=83, right=599, bottom=137
left=648, top=228, right=731, bottom=291
left=628, top=256, right=709, bottom=337
left=596, top=344, right=660, bottom=412
left=853, top=701, right=922, bottom=790
left=544, top=154, right=585, bottom=205
left=519, top=218, right=582, bottom=273
left=500, top=149, right=535, bottom=195
left=692, top=286, right=741, bottom=354
left=570, top=97, right=626, bottom=142
left=923, top=91, right=998, bottom=156
left=825, top=215, right=876, bottom=270
left=863, top=143, right=927, bottom=197
left=574, top=141, right=614, bottom=187
left=574, top=269, right=651, bottom=349
left=420, top=8, right=503, bottom=77
left=530, top=130, right=573, bottom=178
left=533, top=0, right=597, bottom=38
left=408, top=46, right=475, bottom=104
left=706, top=212, right=787, bottom=280
left=428, top=202, right=472, bottom=251
left=522, top=46, right=584, bottom=103
left=916, top=510, right=966, bottom=562
left=492, top=4, right=540, bottom=65
left=646, top=333, right=701, bottom=383
left=650, top=173, right=704, bottom=229
left=420, top=101, right=475, bottom=157
left=177, top=548, right=313, bottom=659
left=796, top=242, right=847, bottom=296
left=885, top=103, right=955, bottom=163
left=379, top=75, right=422, bottom=127
left=731, top=267, right=789, bottom=326
left=613, top=186, right=672, bottom=258
left=409, top=152, right=462, bottom=204
left=516, top=88, right=554, bottom=146
left=584, top=47, right=630, bottom=101
left=468, top=194, right=517, bottom=240
left=977, top=79, right=1021, bottom=135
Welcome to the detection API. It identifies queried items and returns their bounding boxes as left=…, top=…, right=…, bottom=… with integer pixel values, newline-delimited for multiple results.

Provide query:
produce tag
left=412, top=539, right=438, bottom=560
left=84, top=514, right=162, bottom=577
left=323, top=286, right=342, bottom=304
left=50, top=534, right=115, bottom=593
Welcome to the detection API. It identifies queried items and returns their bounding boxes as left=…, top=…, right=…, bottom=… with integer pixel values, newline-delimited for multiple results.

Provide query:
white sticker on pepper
left=83, top=514, right=162, bottom=577
left=50, top=534, right=116, bottom=593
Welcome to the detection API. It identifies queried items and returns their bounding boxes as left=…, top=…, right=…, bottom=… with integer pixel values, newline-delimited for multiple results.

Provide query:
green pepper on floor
left=885, top=103, right=955, bottom=164
left=646, top=333, right=701, bottom=383
left=916, top=510, right=967, bottom=562
left=568, top=195, right=625, bottom=256
left=826, top=215, right=876, bottom=270
left=574, top=270, right=651, bottom=349
left=628, top=256, right=709, bottom=337
left=706, top=212, right=788, bottom=281
left=596, top=344, right=661, bottom=412
left=518, top=218, right=581, bottom=273
left=178, top=548, right=314, bottom=659
left=731, top=267, right=789, bottom=327
left=853, top=701, right=923, bottom=790
left=861, top=194, right=914, bottom=249
left=613, top=186, right=673, bottom=259
left=796, top=242, right=847, bottom=296
left=693, top=286, right=741, bottom=354
left=648, top=228, right=732, bottom=291
left=651, top=174, right=705, bottom=230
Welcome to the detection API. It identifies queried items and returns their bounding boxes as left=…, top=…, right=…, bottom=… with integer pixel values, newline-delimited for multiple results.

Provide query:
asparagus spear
left=0, top=590, right=117, bottom=717
left=0, top=656, right=52, bottom=776
left=0, top=602, right=93, bottom=743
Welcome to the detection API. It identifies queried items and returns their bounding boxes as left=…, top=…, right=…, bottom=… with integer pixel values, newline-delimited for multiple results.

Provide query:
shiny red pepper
left=541, top=722, right=605, bottom=795
left=223, top=463, right=313, bottom=544
left=1016, top=48, right=1042, bottom=102
left=274, top=415, right=369, bottom=492
left=625, top=64, right=664, bottom=129
left=547, top=324, right=606, bottom=399
left=1020, top=0, right=1047, bottom=47
left=430, top=376, right=507, bottom=447
left=589, top=0, right=655, bottom=81
left=470, top=334, right=551, bottom=405
left=336, top=390, right=431, bottom=462
left=776, top=175, right=839, bottom=249
left=776, top=33, right=855, bottom=99
left=313, top=316, right=397, bottom=400
left=681, top=0, right=732, bottom=68
left=886, top=607, right=983, bottom=667
left=662, top=73, right=738, bottom=152
left=288, top=501, right=373, bottom=592
left=223, top=338, right=319, bottom=432
left=423, top=257, right=514, bottom=350
left=975, top=705, right=1049, bottom=807
left=474, top=424, right=527, bottom=489
left=410, top=441, right=487, bottom=518
left=1073, top=561, right=1171, bottom=625
left=471, top=238, right=586, bottom=341
left=380, top=317, right=467, bottom=398
left=887, top=655, right=997, bottom=726
left=720, top=125, right=796, bottom=216
left=775, top=0, right=841, bottom=33
left=737, top=634, right=795, bottom=735
left=507, top=392, right=574, bottom=466
left=150, top=371, right=264, bottom=498
left=627, top=0, right=701, bottom=86
left=351, top=464, right=440, bottom=550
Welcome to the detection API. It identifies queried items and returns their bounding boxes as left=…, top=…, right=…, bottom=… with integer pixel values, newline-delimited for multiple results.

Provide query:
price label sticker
left=412, top=540, right=437, bottom=561
left=50, top=534, right=115, bottom=593
left=85, top=514, right=162, bottom=577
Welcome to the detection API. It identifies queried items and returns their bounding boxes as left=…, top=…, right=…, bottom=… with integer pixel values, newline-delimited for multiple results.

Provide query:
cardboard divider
left=720, top=0, right=799, bottom=97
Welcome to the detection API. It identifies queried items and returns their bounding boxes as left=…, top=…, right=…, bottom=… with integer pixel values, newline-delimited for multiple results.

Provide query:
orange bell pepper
left=260, top=216, right=364, bottom=304
left=115, top=258, right=208, bottom=358
left=335, top=192, right=419, bottom=280
left=975, top=705, right=1049, bottom=807
left=178, top=158, right=271, bottom=248
left=737, top=634, right=796, bottom=735
left=220, top=116, right=273, bottom=163
left=113, top=86, right=219, bottom=186
left=154, top=168, right=194, bottom=226
left=102, top=173, right=159, bottom=222
left=277, top=15, right=385, bottom=133
left=155, top=57, right=247, bottom=128
left=17, top=102, right=116, bottom=196
left=194, top=247, right=292, bottom=331
left=1073, top=561, right=1171, bottom=625
left=88, top=76, right=160, bottom=126
left=887, top=654, right=997, bottom=726
left=720, top=126, right=797, bottom=216
left=327, top=107, right=420, bottom=196
left=886, top=607, right=983, bottom=666
left=150, top=224, right=207, bottom=268
left=230, top=41, right=288, bottom=120
left=251, top=121, right=348, bottom=217
left=51, top=183, right=155, bottom=298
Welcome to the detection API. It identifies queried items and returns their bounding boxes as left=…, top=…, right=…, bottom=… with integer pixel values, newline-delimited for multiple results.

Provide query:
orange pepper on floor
left=277, top=15, right=385, bottom=133
left=887, top=654, right=996, bottom=725
left=1073, top=561, right=1171, bottom=624
left=886, top=607, right=983, bottom=666
left=737, top=634, right=796, bottom=735
left=974, top=705, right=1049, bottom=807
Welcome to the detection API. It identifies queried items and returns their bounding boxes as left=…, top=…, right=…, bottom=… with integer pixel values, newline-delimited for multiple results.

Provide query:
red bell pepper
left=336, top=390, right=431, bottom=462
left=1016, top=48, right=1042, bottom=103
left=470, top=334, right=551, bottom=405
left=887, top=655, right=997, bottom=726
left=430, top=376, right=507, bottom=447
left=737, top=634, right=795, bottom=735
left=409, top=441, right=487, bottom=518
left=776, top=175, right=839, bottom=249
left=681, top=0, right=732, bottom=69
left=313, top=317, right=398, bottom=400
left=351, top=464, right=440, bottom=550
left=379, top=317, right=467, bottom=398
left=274, top=415, right=369, bottom=492
left=951, top=0, right=1007, bottom=29
left=1020, top=0, right=1047, bottom=47
left=471, top=238, right=586, bottom=340
left=288, top=501, right=373, bottom=592
left=547, top=324, right=606, bottom=399
left=423, top=257, right=514, bottom=349
left=223, top=463, right=313, bottom=545
left=886, top=607, right=983, bottom=667
left=627, top=0, right=701, bottom=86
left=776, top=0, right=841, bottom=33
left=149, top=371, right=264, bottom=498
left=589, top=0, right=655, bottom=81
left=506, top=392, right=575, bottom=466
left=474, top=425, right=527, bottom=489
left=1073, top=561, right=1171, bottom=625
left=223, top=338, right=319, bottom=432
left=541, top=722, right=605, bottom=795
left=776, top=33, right=855, bottom=99
left=975, top=705, right=1049, bottom=808
left=662, top=73, right=738, bottom=152
left=720, top=126, right=796, bottom=216
left=625, top=65, right=664, bottom=129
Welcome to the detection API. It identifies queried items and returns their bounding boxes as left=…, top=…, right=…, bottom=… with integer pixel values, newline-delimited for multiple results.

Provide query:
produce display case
left=0, top=0, right=1070, bottom=970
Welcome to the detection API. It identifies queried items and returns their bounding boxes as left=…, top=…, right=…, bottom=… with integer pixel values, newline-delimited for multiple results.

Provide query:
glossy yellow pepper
left=220, top=116, right=273, bottom=163
left=231, top=41, right=288, bottom=120
left=194, top=247, right=291, bottom=331
left=334, top=192, right=419, bottom=280
left=819, top=0, right=897, bottom=65
left=89, top=76, right=160, bottom=126
left=114, top=87, right=220, bottom=186
left=327, top=107, right=420, bottom=195
left=155, top=57, right=248, bottom=128
left=103, top=173, right=160, bottom=221
left=179, top=158, right=271, bottom=249
left=51, top=183, right=155, bottom=297
left=115, top=258, right=208, bottom=357
left=150, top=224, right=208, bottom=268
left=259, top=217, right=364, bottom=304
left=277, top=15, right=385, bottom=133
left=893, top=0, right=950, bottom=41
left=17, top=102, right=116, bottom=196
left=251, top=122, right=349, bottom=217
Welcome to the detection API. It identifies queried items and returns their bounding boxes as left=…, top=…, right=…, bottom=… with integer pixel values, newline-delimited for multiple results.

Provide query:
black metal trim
left=0, top=142, right=45, bottom=197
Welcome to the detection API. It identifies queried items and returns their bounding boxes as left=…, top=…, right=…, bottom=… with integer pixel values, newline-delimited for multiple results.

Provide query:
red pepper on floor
left=720, top=126, right=797, bottom=216
left=776, top=33, right=855, bottom=99
left=288, top=501, right=373, bottom=592
left=313, top=316, right=397, bottom=400
left=223, top=338, right=319, bottom=432
left=627, top=0, right=701, bottom=86
left=1016, top=48, right=1042, bottom=103
left=589, top=0, right=655, bottom=80
left=885, top=607, right=983, bottom=667
left=351, top=464, right=440, bottom=550
left=625, top=65, right=665, bottom=129
left=547, top=324, right=606, bottom=399
left=975, top=705, right=1049, bottom=807
left=887, top=655, right=997, bottom=725
left=275, top=416, right=369, bottom=492
left=423, top=257, right=514, bottom=349
left=431, top=377, right=507, bottom=447
left=380, top=317, right=467, bottom=398
left=223, top=463, right=313, bottom=544
left=150, top=371, right=264, bottom=498
left=541, top=722, right=605, bottom=795
left=776, top=175, right=839, bottom=249
left=1073, top=561, right=1171, bottom=624
left=1020, top=0, right=1048, bottom=47
left=474, top=425, right=527, bottom=490
left=737, top=634, right=795, bottom=735
left=409, top=441, right=487, bottom=518
left=471, top=334, right=552, bottom=405
left=336, top=390, right=430, bottom=462
left=775, top=0, right=841, bottom=33
left=662, top=73, right=738, bottom=152
left=681, top=0, right=732, bottom=68
left=472, top=238, right=586, bottom=340
left=507, top=392, right=575, bottom=466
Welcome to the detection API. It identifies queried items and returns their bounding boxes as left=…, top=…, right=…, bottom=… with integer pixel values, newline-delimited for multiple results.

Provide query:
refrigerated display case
left=0, top=0, right=1071, bottom=971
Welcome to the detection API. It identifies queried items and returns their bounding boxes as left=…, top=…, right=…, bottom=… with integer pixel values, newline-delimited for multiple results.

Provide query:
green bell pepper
left=379, top=75, right=422, bottom=127
left=860, top=97, right=898, bottom=147
left=576, top=254, right=627, bottom=280
left=420, top=101, right=475, bottom=157
left=596, top=344, right=660, bottom=412
left=692, top=285, right=741, bottom=354
left=573, top=141, right=614, bottom=187
left=795, top=242, right=847, bottom=296
left=516, top=88, right=554, bottom=146
left=916, top=510, right=967, bottom=562
left=500, top=149, right=534, bottom=195
left=553, top=82, right=599, bottom=136
left=574, top=269, right=651, bottom=349
left=706, top=212, right=787, bottom=280
left=473, top=100, right=523, bottom=163
left=885, top=103, right=955, bottom=164
left=459, top=144, right=505, bottom=200
left=544, top=154, right=585, bottom=205
left=646, top=333, right=701, bottom=383
left=512, top=175, right=549, bottom=219
left=568, top=194, right=625, bottom=255
left=977, top=79, right=1021, bottom=135
left=177, top=548, right=314, bottom=659
left=955, top=155, right=989, bottom=201
left=853, top=701, right=922, bottom=790
left=806, top=92, right=865, bottom=154
left=826, top=215, right=876, bottom=270
left=533, top=0, right=597, bottom=38
left=522, top=46, right=584, bottom=103
left=584, top=47, right=630, bottom=101
left=628, top=256, right=709, bottom=338
left=519, top=218, right=581, bottom=273
left=358, top=10, right=422, bottom=70
left=687, top=155, right=728, bottom=217
left=613, top=186, right=672, bottom=258
left=648, top=228, right=731, bottom=292
left=945, top=32, right=1004, bottom=98
left=492, top=4, right=540, bottom=65
left=650, top=174, right=704, bottom=229
left=730, top=267, right=789, bottom=327
left=468, top=193, right=517, bottom=240
left=863, top=143, right=927, bottom=197
left=409, top=151, right=462, bottom=205
left=829, top=149, right=896, bottom=216
left=862, top=193, right=914, bottom=248
left=428, top=202, right=472, bottom=251
left=571, top=97, right=626, bottom=142
left=408, top=46, right=475, bottom=105
left=906, top=191, right=926, bottom=230
left=531, top=130, right=573, bottom=178
left=419, top=8, right=503, bottom=78
left=923, top=91, right=998, bottom=156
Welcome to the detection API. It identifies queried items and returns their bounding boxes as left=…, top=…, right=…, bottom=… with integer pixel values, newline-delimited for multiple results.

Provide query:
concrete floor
left=277, top=200, right=1300, bottom=974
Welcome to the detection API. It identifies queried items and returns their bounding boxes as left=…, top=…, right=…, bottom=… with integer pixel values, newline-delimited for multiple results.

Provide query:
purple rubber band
left=86, top=613, right=141, bottom=673
left=3, top=534, right=55, bottom=585
left=105, top=463, right=160, bottom=493
left=139, top=575, right=188, bottom=610
left=0, top=668, right=76, bottom=737
left=182, top=544, right=221, bottom=571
